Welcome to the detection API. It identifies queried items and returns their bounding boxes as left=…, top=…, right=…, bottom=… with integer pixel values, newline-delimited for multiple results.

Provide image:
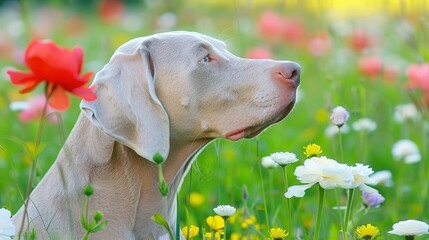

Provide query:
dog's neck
left=55, top=114, right=208, bottom=238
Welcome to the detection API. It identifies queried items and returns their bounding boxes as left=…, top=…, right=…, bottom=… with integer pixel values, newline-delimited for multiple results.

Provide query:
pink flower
left=10, top=95, right=58, bottom=123
left=358, top=56, right=383, bottom=78
left=257, top=11, right=284, bottom=42
left=281, top=17, right=305, bottom=45
left=308, top=33, right=331, bottom=57
left=406, top=63, right=429, bottom=106
left=245, top=47, right=273, bottom=59
left=349, top=30, right=372, bottom=52
left=406, top=63, right=429, bottom=90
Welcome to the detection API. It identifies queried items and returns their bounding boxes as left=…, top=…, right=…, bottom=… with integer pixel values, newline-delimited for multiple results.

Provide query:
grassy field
left=0, top=0, right=428, bottom=239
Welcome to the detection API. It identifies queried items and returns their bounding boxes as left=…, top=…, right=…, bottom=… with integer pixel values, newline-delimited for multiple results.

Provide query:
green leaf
left=80, top=215, right=88, bottom=230
left=152, top=212, right=173, bottom=239
left=91, top=221, right=109, bottom=233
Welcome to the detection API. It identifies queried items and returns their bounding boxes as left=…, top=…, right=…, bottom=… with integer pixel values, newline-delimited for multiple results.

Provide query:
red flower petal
left=72, top=86, right=97, bottom=101
left=25, top=40, right=86, bottom=89
left=72, top=46, right=84, bottom=74
left=7, top=70, right=43, bottom=93
left=48, top=86, right=70, bottom=111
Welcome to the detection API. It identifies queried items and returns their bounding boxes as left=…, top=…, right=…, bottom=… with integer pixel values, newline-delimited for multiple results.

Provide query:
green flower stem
left=17, top=92, right=51, bottom=239
left=405, top=236, right=415, bottom=240
left=314, top=185, right=325, bottom=240
left=282, top=166, right=292, bottom=238
left=223, top=217, right=228, bottom=240
left=337, top=127, right=345, bottom=163
left=256, top=139, right=270, bottom=230
left=343, top=188, right=355, bottom=240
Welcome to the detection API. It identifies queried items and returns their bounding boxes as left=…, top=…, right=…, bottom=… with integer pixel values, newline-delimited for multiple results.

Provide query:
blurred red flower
left=281, top=17, right=305, bottom=45
left=350, top=30, right=372, bottom=52
left=245, top=47, right=273, bottom=59
left=406, top=63, right=429, bottom=105
left=98, top=0, right=125, bottom=24
left=358, top=56, right=383, bottom=78
left=10, top=95, right=59, bottom=123
left=257, top=11, right=284, bottom=43
left=7, top=39, right=96, bottom=111
left=308, top=33, right=331, bottom=57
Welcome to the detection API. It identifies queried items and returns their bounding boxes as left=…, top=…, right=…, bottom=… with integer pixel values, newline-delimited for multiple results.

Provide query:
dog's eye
left=201, top=55, right=210, bottom=63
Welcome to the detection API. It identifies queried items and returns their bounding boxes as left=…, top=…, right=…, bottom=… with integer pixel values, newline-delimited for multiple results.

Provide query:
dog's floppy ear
left=80, top=39, right=170, bottom=163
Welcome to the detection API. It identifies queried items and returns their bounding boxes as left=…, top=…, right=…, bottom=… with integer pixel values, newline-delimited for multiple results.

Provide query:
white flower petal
left=388, top=219, right=429, bottom=236
left=394, top=103, right=420, bottom=123
left=261, top=156, right=279, bottom=169
left=0, top=208, right=15, bottom=238
left=392, top=139, right=420, bottom=164
left=213, top=205, right=236, bottom=217
left=352, top=118, right=377, bottom=132
left=270, top=152, right=298, bottom=165
left=359, top=184, right=378, bottom=194
left=405, top=153, right=421, bottom=164
left=284, top=184, right=315, bottom=198
left=369, top=170, right=394, bottom=187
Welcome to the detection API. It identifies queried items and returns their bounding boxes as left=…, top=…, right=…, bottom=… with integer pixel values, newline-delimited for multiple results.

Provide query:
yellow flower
left=181, top=225, right=199, bottom=239
left=269, top=227, right=289, bottom=239
left=205, top=231, right=221, bottom=240
left=303, top=143, right=323, bottom=157
left=189, top=192, right=204, bottom=207
left=356, top=224, right=380, bottom=239
left=206, top=215, right=225, bottom=231
left=241, top=215, right=257, bottom=229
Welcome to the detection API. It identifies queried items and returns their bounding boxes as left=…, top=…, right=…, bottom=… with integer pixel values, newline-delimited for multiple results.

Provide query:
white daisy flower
left=352, top=118, right=377, bottom=132
left=392, top=139, right=421, bottom=164
left=393, top=103, right=420, bottom=123
left=388, top=219, right=429, bottom=236
left=213, top=205, right=236, bottom=217
left=285, top=156, right=354, bottom=198
left=270, top=152, right=298, bottom=166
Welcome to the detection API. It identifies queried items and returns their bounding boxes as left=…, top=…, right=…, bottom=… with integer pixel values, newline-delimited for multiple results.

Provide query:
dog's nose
left=273, top=62, right=301, bottom=87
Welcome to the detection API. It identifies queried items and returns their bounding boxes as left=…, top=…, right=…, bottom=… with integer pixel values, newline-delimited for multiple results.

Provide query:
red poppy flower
left=358, top=56, right=383, bottom=79
left=350, top=30, right=373, bottom=52
left=7, top=39, right=96, bottom=111
left=257, top=11, right=284, bottom=43
left=406, top=63, right=429, bottom=106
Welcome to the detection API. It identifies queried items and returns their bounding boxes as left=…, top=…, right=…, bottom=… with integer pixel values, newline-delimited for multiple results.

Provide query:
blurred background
left=1, top=0, right=428, bottom=239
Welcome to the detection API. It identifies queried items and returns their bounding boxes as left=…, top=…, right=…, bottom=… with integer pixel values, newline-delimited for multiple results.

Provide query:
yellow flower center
left=303, top=143, right=323, bottom=157
left=269, top=227, right=288, bottom=239
left=355, top=224, right=380, bottom=239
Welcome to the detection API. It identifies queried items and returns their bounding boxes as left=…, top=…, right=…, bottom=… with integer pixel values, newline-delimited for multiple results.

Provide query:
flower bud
left=83, top=184, right=94, bottom=197
left=153, top=152, right=164, bottom=164
left=159, top=179, right=169, bottom=196
left=93, top=211, right=104, bottom=223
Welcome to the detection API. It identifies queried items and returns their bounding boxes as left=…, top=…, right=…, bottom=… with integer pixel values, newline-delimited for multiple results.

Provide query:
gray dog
left=13, top=31, right=300, bottom=239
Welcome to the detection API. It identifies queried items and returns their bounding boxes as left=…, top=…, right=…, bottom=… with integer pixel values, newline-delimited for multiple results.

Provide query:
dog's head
left=81, top=31, right=300, bottom=162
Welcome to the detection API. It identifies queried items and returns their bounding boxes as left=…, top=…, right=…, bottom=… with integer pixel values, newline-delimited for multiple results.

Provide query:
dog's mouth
left=226, top=100, right=296, bottom=141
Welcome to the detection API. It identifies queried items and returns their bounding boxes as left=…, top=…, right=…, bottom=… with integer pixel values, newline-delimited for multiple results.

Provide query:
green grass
left=1, top=1, right=428, bottom=239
